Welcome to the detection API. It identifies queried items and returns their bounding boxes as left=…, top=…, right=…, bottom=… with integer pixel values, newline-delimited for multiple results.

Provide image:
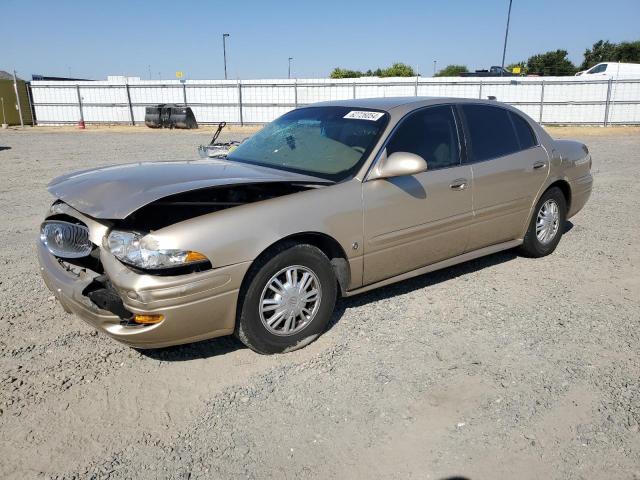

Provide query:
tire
left=236, top=243, right=337, bottom=354
left=519, top=186, right=567, bottom=258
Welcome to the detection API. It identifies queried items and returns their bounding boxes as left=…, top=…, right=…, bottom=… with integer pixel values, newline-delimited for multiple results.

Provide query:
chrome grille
left=40, top=220, right=92, bottom=258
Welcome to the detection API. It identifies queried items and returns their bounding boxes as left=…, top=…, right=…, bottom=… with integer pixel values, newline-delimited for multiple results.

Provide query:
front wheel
left=236, top=244, right=337, bottom=354
left=519, top=187, right=567, bottom=258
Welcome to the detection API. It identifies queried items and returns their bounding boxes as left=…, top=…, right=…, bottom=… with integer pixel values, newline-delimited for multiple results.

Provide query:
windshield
left=227, top=106, right=389, bottom=181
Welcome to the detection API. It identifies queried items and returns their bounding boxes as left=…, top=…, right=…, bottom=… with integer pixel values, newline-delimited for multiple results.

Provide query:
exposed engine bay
left=116, top=181, right=326, bottom=231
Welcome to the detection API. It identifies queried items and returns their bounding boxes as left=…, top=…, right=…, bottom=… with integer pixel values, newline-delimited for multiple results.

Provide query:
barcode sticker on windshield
left=343, top=111, right=385, bottom=121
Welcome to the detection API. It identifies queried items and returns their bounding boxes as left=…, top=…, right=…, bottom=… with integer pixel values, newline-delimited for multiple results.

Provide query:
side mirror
left=368, top=150, right=428, bottom=180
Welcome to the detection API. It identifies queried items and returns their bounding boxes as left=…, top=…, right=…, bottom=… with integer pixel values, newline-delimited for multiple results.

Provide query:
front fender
left=147, top=179, right=364, bottom=281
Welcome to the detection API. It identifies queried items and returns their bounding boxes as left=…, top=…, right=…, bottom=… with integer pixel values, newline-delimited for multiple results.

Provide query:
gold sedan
left=38, top=98, right=592, bottom=353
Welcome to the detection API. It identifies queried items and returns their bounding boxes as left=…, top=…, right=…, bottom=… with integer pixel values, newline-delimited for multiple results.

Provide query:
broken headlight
left=107, top=230, right=208, bottom=271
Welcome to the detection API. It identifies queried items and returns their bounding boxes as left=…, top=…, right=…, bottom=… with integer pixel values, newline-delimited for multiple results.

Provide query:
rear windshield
left=227, top=106, right=389, bottom=181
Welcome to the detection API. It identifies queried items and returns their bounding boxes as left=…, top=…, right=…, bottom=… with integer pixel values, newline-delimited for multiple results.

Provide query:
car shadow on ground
left=327, top=248, right=518, bottom=333
left=140, top=221, right=574, bottom=361
left=138, top=334, right=246, bottom=361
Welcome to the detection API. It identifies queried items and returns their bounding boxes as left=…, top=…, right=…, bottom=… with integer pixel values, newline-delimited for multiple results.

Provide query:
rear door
left=362, top=105, right=473, bottom=285
left=460, top=104, right=550, bottom=251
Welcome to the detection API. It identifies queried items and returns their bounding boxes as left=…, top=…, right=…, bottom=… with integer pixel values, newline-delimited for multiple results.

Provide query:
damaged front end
left=38, top=176, right=329, bottom=348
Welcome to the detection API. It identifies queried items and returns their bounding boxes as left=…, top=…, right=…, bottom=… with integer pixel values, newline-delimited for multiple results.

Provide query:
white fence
left=30, top=76, right=640, bottom=126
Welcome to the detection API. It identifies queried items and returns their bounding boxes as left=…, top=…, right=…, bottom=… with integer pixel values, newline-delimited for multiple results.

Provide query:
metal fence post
left=182, top=81, right=188, bottom=106
left=125, top=84, right=135, bottom=126
left=75, top=84, right=84, bottom=126
left=539, top=80, right=545, bottom=123
left=603, top=78, right=613, bottom=127
left=238, top=81, right=244, bottom=126
left=294, top=79, right=298, bottom=108
left=414, top=76, right=418, bottom=96
left=478, top=81, right=483, bottom=99
left=352, top=82, right=356, bottom=99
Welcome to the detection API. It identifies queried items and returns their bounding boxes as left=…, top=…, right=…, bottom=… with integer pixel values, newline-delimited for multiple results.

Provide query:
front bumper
left=38, top=240, right=251, bottom=348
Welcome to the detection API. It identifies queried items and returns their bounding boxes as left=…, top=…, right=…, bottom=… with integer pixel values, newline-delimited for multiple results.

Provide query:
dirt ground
left=0, top=126, right=638, bottom=479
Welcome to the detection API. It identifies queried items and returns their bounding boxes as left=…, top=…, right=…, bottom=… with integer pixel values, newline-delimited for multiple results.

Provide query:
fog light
left=133, top=314, right=164, bottom=325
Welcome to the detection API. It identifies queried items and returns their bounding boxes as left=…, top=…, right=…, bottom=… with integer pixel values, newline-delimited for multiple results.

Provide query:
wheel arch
left=521, top=178, right=572, bottom=239
left=547, top=179, right=572, bottom=212
left=239, top=232, right=351, bottom=300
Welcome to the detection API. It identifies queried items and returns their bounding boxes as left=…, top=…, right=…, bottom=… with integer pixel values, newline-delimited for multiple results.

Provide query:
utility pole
left=223, top=33, right=230, bottom=80
left=12, top=70, right=24, bottom=127
left=1, top=97, right=7, bottom=127
left=147, top=65, right=152, bottom=80
left=501, top=0, right=513, bottom=76
left=433, top=60, right=437, bottom=76
left=288, top=57, right=293, bottom=79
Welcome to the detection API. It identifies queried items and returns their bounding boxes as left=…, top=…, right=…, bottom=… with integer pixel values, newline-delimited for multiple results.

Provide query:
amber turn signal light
left=133, top=314, right=164, bottom=325
left=185, top=251, right=208, bottom=263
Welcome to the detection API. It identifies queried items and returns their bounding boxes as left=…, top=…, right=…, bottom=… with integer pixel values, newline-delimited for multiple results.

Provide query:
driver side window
left=589, top=64, right=607, bottom=73
left=386, top=105, right=461, bottom=170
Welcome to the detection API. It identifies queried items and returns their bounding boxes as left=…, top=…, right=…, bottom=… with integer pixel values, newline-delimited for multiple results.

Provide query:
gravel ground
left=0, top=126, right=638, bottom=479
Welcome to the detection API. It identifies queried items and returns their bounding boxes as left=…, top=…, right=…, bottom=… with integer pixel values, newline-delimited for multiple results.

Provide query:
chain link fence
left=29, top=76, right=640, bottom=126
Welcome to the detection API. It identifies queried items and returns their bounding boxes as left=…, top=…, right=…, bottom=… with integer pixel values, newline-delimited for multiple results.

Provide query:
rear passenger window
left=386, top=105, right=460, bottom=170
left=462, top=104, right=520, bottom=162
left=510, top=111, right=537, bottom=149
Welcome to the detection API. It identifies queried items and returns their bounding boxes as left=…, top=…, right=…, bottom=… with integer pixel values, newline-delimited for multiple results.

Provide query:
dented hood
left=48, top=159, right=329, bottom=219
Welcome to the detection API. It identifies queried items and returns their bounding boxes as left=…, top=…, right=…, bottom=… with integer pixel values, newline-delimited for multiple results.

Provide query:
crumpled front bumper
left=38, top=240, right=251, bottom=349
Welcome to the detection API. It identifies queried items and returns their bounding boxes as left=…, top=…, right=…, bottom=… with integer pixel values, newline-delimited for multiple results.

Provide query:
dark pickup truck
left=460, top=66, right=518, bottom=77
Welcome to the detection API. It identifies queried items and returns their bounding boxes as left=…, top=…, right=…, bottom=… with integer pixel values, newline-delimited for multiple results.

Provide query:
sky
left=4, top=0, right=640, bottom=80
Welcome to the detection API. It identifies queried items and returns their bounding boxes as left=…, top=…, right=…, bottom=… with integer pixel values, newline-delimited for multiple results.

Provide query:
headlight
left=106, top=230, right=209, bottom=270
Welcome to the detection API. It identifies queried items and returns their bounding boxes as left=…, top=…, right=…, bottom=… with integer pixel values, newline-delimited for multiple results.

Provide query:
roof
left=312, top=97, right=429, bottom=111
left=309, top=96, right=498, bottom=112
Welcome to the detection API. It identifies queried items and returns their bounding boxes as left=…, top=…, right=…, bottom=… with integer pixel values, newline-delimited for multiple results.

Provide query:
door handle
left=449, top=178, right=468, bottom=190
left=533, top=161, right=547, bottom=170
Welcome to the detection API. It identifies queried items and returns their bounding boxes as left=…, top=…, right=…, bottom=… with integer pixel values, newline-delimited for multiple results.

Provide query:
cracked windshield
left=227, top=106, right=388, bottom=180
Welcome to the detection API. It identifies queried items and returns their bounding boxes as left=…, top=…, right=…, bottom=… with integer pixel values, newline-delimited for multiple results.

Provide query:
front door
left=362, top=105, right=473, bottom=285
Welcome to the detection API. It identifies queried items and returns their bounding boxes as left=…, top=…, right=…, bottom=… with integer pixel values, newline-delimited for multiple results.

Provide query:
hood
left=48, top=159, right=330, bottom=219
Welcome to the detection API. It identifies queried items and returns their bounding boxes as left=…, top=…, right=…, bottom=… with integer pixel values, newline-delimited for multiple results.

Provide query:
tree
left=329, top=63, right=416, bottom=78
left=329, top=67, right=364, bottom=79
left=526, top=50, right=577, bottom=76
left=433, top=65, right=469, bottom=77
left=615, top=40, right=640, bottom=63
left=581, top=40, right=618, bottom=70
left=379, top=63, right=416, bottom=77
left=581, top=40, right=640, bottom=70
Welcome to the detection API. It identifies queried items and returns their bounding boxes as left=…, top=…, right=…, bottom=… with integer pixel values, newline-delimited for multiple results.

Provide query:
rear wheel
left=236, top=244, right=337, bottom=354
left=519, top=187, right=567, bottom=257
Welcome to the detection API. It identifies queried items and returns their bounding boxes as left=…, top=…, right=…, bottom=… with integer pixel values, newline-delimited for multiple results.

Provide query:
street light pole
left=222, top=33, right=230, bottom=80
left=433, top=60, right=437, bottom=76
left=288, top=57, right=293, bottom=79
left=500, top=0, right=513, bottom=76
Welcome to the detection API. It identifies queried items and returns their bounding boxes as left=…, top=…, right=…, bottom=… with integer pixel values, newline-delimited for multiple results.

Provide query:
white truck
left=575, top=62, right=640, bottom=77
